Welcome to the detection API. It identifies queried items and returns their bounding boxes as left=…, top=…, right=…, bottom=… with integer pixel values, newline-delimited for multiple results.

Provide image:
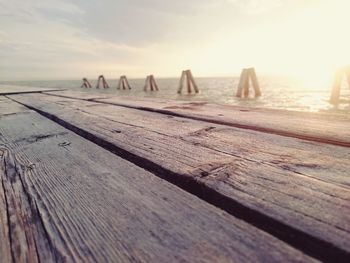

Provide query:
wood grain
left=44, top=90, right=350, bottom=147
left=0, top=96, right=31, bottom=116
left=0, top=97, right=315, bottom=262
left=9, top=93, right=350, bottom=261
left=0, top=85, right=62, bottom=95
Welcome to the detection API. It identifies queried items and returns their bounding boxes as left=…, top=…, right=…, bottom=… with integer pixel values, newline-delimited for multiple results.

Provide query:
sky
left=1, top=0, right=350, bottom=81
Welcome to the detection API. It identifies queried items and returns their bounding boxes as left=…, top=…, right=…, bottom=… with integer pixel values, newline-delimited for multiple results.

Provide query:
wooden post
left=117, top=76, right=124, bottom=90
left=144, top=76, right=150, bottom=91
left=103, top=76, right=110, bottom=89
left=330, top=68, right=348, bottom=105
left=117, top=77, right=122, bottom=90
left=122, top=76, right=126, bottom=90
left=124, top=76, right=131, bottom=89
left=96, top=75, right=109, bottom=89
left=96, top=75, right=102, bottom=89
left=144, top=75, right=159, bottom=92
left=187, top=70, right=199, bottom=93
left=117, top=76, right=132, bottom=90
left=185, top=70, right=199, bottom=94
left=81, top=78, right=92, bottom=88
left=150, top=75, right=159, bottom=91
left=177, top=71, right=186, bottom=94
left=177, top=70, right=199, bottom=94
left=243, top=75, right=250, bottom=98
left=236, top=68, right=261, bottom=98
left=249, top=68, right=261, bottom=97
left=346, top=67, right=350, bottom=91
left=236, top=69, right=249, bottom=98
left=186, top=71, right=192, bottom=94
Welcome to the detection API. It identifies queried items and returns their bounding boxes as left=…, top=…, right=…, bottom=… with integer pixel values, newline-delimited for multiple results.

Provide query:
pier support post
left=236, top=69, right=249, bottom=98
left=177, top=71, right=186, bottom=94
left=96, top=75, right=110, bottom=89
left=81, top=78, right=92, bottom=88
left=177, top=70, right=199, bottom=94
left=236, top=68, right=261, bottom=98
left=151, top=75, right=159, bottom=91
left=144, top=75, right=159, bottom=91
left=250, top=68, right=261, bottom=97
left=117, top=76, right=132, bottom=90
left=330, top=66, right=350, bottom=105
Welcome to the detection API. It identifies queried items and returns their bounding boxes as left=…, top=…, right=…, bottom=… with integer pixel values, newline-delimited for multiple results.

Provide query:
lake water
left=2, top=76, right=350, bottom=114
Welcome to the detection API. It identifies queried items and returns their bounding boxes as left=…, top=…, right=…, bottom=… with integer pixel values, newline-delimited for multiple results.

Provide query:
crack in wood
left=13, top=132, right=69, bottom=145
left=0, top=112, right=31, bottom=119
left=1, top=177, right=14, bottom=263
left=186, top=127, right=217, bottom=137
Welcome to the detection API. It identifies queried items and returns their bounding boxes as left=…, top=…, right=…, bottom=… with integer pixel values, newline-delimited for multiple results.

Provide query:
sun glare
left=286, top=1, right=350, bottom=86
left=188, top=0, right=350, bottom=89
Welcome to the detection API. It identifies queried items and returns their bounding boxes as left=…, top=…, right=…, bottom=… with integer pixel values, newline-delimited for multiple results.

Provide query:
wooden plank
left=0, top=96, right=31, bottom=116
left=0, top=85, right=63, bottom=95
left=0, top=146, right=12, bottom=263
left=44, top=90, right=350, bottom=147
left=9, top=93, right=350, bottom=261
left=42, top=90, right=144, bottom=100
left=28, top=93, right=350, bottom=186
left=98, top=98, right=350, bottom=147
left=0, top=98, right=315, bottom=262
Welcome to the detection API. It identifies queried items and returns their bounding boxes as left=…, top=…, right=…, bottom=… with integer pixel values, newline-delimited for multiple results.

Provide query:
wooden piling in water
left=151, top=75, right=158, bottom=91
left=330, top=66, right=350, bottom=105
left=144, top=75, right=159, bottom=91
left=177, top=70, right=199, bottom=94
left=144, top=76, right=150, bottom=91
left=81, top=78, right=92, bottom=88
left=117, top=76, right=132, bottom=90
left=250, top=68, right=261, bottom=97
left=236, top=69, right=249, bottom=98
left=96, top=75, right=110, bottom=89
left=177, top=71, right=186, bottom=94
left=236, top=68, right=261, bottom=98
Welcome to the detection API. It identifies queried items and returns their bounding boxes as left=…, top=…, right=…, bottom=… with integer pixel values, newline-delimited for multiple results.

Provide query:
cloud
left=49, top=0, right=225, bottom=46
left=0, top=0, right=322, bottom=80
left=0, top=0, right=149, bottom=80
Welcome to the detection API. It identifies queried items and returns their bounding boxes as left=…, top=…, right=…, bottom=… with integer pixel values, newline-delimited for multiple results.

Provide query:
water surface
left=2, top=76, right=350, bottom=114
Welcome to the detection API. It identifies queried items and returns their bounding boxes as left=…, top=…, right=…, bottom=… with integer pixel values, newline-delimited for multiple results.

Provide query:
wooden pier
left=144, top=75, right=159, bottom=91
left=0, top=85, right=349, bottom=262
left=236, top=68, right=261, bottom=98
left=178, top=70, right=199, bottom=94
left=96, top=75, right=110, bottom=89
left=330, top=67, right=350, bottom=105
left=117, top=75, right=132, bottom=90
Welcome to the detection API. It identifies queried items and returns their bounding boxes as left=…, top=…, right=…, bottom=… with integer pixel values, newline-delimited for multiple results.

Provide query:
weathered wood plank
left=0, top=85, right=63, bottom=95
left=0, top=98, right=315, bottom=262
left=45, top=90, right=110, bottom=100
left=15, top=93, right=350, bottom=186
left=0, top=96, right=32, bottom=117
left=9, top=93, right=350, bottom=261
left=44, top=90, right=350, bottom=147
left=0, top=149, right=12, bottom=263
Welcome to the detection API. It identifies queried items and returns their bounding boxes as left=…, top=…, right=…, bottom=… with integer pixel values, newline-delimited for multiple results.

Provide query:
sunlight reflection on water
left=2, top=76, right=350, bottom=114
